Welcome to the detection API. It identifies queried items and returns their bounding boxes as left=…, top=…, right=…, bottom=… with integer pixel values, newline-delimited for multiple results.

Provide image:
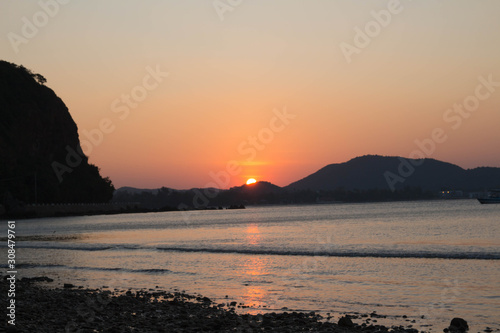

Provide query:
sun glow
left=246, top=178, right=257, bottom=185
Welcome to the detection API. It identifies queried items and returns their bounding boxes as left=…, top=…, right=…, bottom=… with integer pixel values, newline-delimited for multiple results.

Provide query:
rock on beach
left=0, top=275, right=466, bottom=332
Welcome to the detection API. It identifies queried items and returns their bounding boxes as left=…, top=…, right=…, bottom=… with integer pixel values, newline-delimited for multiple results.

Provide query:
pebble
left=0, top=275, right=469, bottom=333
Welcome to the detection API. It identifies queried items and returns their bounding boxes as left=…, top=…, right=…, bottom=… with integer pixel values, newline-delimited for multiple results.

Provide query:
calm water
left=3, top=200, right=500, bottom=331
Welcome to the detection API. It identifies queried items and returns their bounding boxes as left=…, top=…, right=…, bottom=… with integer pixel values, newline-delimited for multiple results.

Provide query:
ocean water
left=3, top=200, right=499, bottom=331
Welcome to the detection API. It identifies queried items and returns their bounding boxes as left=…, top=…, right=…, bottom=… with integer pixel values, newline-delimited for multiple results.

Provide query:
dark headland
left=0, top=60, right=114, bottom=217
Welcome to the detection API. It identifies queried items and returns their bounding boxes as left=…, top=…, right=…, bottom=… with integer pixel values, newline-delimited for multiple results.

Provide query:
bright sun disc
left=246, top=178, right=257, bottom=185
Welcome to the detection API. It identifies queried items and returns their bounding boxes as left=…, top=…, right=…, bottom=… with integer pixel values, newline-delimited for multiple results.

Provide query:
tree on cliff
left=0, top=60, right=115, bottom=206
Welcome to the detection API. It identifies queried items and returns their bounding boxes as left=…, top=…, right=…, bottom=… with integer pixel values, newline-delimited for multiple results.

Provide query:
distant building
left=440, top=190, right=464, bottom=199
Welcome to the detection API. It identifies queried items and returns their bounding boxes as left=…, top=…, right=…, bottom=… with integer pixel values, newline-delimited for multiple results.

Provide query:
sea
left=2, top=200, right=499, bottom=331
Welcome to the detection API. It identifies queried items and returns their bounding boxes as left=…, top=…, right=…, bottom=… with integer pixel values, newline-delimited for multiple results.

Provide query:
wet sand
left=1, top=276, right=470, bottom=333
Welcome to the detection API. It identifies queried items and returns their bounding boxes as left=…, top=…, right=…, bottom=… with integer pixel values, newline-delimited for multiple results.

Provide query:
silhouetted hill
left=285, top=155, right=500, bottom=192
left=0, top=60, right=114, bottom=208
left=114, top=156, right=500, bottom=209
left=230, top=181, right=283, bottom=194
left=223, top=181, right=284, bottom=204
left=116, top=187, right=161, bottom=195
left=113, top=181, right=285, bottom=209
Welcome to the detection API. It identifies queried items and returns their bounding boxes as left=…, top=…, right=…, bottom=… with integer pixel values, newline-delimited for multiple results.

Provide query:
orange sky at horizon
left=2, top=1, right=500, bottom=189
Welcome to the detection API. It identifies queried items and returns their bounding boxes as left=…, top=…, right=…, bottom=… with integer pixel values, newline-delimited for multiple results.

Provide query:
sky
left=2, top=0, right=500, bottom=189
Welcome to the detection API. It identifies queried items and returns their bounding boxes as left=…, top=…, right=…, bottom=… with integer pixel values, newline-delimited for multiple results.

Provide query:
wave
left=11, top=243, right=114, bottom=251
left=8, top=242, right=499, bottom=260
left=6, top=241, right=145, bottom=252
left=14, top=263, right=175, bottom=275
left=155, top=246, right=500, bottom=260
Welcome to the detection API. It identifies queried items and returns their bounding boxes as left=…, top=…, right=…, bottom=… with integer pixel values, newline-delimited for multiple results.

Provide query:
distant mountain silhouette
left=285, top=155, right=500, bottom=192
left=113, top=181, right=285, bottom=209
left=231, top=181, right=283, bottom=194
left=117, top=187, right=161, bottom=195
left=0, top=60, right=114, bottom=208
left=114, top=156, right=500, bottom=209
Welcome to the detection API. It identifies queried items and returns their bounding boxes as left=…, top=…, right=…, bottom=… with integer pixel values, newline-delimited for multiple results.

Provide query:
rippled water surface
left=4, top=200, right=500, bottom=330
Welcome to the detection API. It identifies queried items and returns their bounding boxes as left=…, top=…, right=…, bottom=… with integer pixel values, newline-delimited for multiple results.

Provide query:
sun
left=246, top=178, right=257, bottom=185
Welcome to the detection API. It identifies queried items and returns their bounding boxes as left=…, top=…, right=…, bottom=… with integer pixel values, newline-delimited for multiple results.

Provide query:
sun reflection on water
left=246, top=223, right=262, bottom=246
left=240, top=224, right=271, bottom=314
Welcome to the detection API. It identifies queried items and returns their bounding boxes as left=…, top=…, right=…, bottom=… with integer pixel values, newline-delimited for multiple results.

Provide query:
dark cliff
left=0, top=60, right=114, bottom=208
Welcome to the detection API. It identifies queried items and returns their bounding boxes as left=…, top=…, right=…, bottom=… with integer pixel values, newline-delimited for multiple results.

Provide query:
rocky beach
left=1, top=275, right=479, bottom=333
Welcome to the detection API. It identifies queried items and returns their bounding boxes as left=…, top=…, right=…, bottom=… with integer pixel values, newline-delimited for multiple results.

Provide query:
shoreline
left=1, top=276, right=470, bottom=333
left=0, top=203, right=247, bottom=220
left=1, top=198, right=468, bottom=221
